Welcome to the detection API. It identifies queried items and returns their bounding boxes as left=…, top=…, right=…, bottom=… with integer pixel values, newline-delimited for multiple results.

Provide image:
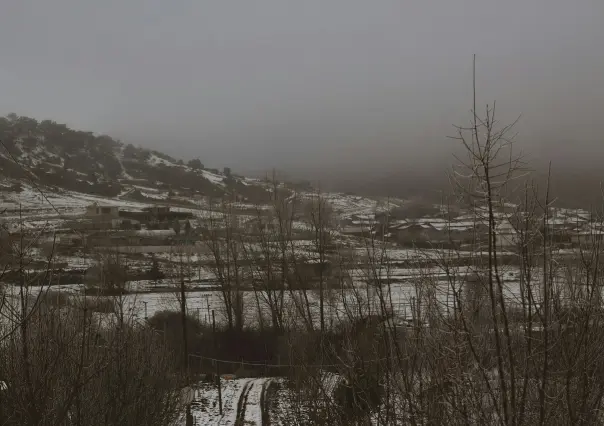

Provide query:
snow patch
left=201, top=170, right=226, bottom=186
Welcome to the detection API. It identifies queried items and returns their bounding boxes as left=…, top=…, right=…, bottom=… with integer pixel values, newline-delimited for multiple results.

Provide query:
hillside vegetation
left=0, top=113, right=269, bottom=202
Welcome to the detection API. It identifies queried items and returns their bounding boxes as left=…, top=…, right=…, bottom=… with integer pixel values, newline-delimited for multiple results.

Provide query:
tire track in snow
left=260, top=379, right=272, bottom=426
left=190, top=377, right=271, bottom=425
left=195, top=378, right=252, bottom=425
left=235, top=380, right=253, bottom=425
left=238, top=378, right=268, bottom=426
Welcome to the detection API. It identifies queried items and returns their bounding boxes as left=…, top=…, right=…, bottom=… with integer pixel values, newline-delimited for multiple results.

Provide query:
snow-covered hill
left=0, top=114, right=403, bottom=227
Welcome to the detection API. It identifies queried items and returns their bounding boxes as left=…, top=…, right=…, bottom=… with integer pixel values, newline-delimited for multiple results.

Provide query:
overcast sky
left=1, top=0, right=603, bottom=179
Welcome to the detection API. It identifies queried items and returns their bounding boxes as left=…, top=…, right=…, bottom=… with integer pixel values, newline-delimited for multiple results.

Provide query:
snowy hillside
left=0, top=114, right=409, bottom=237
left=0, top=113, right=270, bottom=203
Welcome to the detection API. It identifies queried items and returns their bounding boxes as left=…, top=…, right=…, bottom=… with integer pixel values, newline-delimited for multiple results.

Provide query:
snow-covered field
left=0, top=181, right=205, bottom=217
left=1, top=180, right=553, bottom=330
left=19, top=271, right=520, bottom=328
left=0, top=178, right=409, bottom=234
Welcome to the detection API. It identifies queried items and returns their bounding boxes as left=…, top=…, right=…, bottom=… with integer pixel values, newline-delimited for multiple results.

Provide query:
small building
left=144, top=206, right=171, bottom=216
left=85, top=203, right=119, bottom=218
left=341, top=226, right=372, bottom=237
left=393, top=223, right=441, bottom=245
left=113, top=218, right=141, bottom=230
left=438, top=220, right=489, bottom=246
left=119, top=205, right=193, bottom=224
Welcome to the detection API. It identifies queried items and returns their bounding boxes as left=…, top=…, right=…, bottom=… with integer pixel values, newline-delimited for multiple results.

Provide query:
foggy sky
left=1, top=0, right=604, bottom=181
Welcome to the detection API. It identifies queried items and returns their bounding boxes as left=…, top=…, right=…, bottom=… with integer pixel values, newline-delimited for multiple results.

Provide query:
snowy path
left=237, top=378, right=267, bottom=426
left=187, top=377, right=271, bottom=425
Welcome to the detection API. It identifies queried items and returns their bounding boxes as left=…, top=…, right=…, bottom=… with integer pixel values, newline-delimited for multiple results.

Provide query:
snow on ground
left=2, top=218, right=65, bottom=232
left=132, top=184, right=163, bottom=193
left=0, top=179, right=402, bottom=237
left=1, top=184, right=52, bottom=210
left=0, top=183, right=154, bottom=214
left=187, top=378, right=257, bottom=425
left=184, top=377, right=286, bottom=425
left=300, top=192, right=405, bottom=219
left=139, top=190, right=169, bottom=200
left=58, top=191, right=151, bottom=210
left=5, top=284, right=84, bottom=298
left=40, top=273, right=521, bottom=328
left=201, top=170, right=226, bottom=186
left=3, top=245, right=526, bottom=326
left=241, top=177, right=262, bottom=186
left=147, top=153, right=176, bottom=167
left=243, top=378, right=265, bottom=426
left=126, top=278, right=217, bottom=292
left=115, top=148, right=135, bottom=180
left=130, top=185, right=170, bottom=200
left=53, top=254, right=96, bottom=269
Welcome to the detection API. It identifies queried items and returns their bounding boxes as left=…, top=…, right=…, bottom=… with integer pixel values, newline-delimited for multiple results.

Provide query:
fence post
left=185, top=404, right=193, bottom=426
left=206, top=295, right=211, bottom=321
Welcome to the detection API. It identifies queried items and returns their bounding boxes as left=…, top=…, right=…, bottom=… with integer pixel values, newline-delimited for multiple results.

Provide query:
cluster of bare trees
left=267, top=75, right=604, bottom=425
left=197, top=177, right=345, bottom=335
left=0, top=225, right=184, bottom=425
left=182, top=67, right=604, bottom=425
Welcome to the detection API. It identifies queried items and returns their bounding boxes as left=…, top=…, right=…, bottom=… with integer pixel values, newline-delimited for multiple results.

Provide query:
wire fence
left=186, top=352, right=389, bottom=369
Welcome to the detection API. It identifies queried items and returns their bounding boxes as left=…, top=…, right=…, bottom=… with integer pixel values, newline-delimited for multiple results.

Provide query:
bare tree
left=204, top=196, right=246, bottom=331
left=302, top=191, right=335, bottom=334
